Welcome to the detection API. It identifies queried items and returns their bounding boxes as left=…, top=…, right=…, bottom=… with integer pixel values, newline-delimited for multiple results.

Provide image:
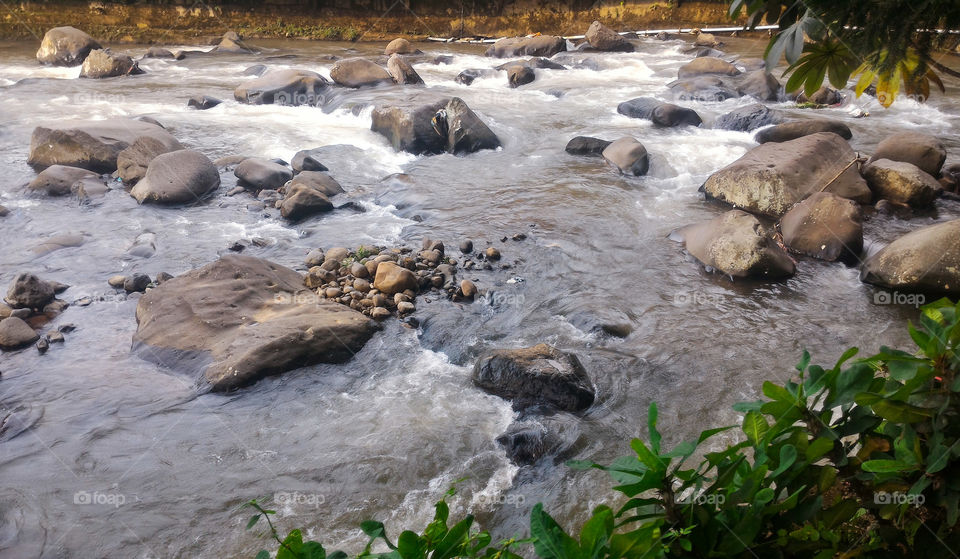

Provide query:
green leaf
left=629, top=439, right=665, bottom=474
left=278, top=530, right=304, bottom=559
left=762, top=381, right=795, bottom=404
left=530, top=504, right=580, bottom=559
left=870, top=400, right=933, bottom=423
left=579, top=507, right=614, bottom=559
left=397, top=531, right=425, bottom=559
left=255, top=552, right=270, bottom=559
left=861, top=459, right=919, bottom=473
left=647, top=403, right=661, bottom=455
left=247, top=514, right=262, bottom=530
left=302, top=542, right=327, bottom=559
left=432, top=516, right=474, bottom=559
left=742, top=412, right=769, bottom=446
left=806, top=438, right=834, bottom=461
left=771, top=444, right=798, bottom=477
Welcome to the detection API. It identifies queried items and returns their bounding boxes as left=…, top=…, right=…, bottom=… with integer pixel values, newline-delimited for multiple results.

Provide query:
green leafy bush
left=247, top=298, right=960, bottom=558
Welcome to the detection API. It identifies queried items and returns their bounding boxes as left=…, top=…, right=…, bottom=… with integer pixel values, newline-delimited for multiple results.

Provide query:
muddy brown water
left=1, top=37, right=959, bottom=558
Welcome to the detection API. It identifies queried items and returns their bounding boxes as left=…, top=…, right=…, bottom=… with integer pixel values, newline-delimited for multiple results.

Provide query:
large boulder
left=755, top=120, right=852, bottom=144
left=667, top=76, right=739, bottom=102
left=117, top=136, right=186, bottom=184
left=617, top=97, right=702, bottom=127
left=678, top=57, right=741, bottom=79
left=373, top=261, right=418, bottom=295
left=291, top=149, right=329, bottom=173
left=863, top=159, right=940, bottom=208
left=675, top=210, right=796, bottom=279
left=472, top=344, right=595, bottom=412
left=505, top=64, right=535, bottom=88
left=372, top=97, right=500, bottom=155
left=0, top=318, right=39, bottom=350
left=26, top=165, right=98, bottom=196
left=565, top=136, right=611, bottom=156
left=211, top=31, right=255, bottom=54
left=234, top=69, right=329, bottom=106
left=702, top=132, right=872, bottom=217
left=133, top=255, right=377, bottom=391
left=585, top=21, right=634, bottom=52
left=387, top=54, right=424, bottom=85
left=329, top=58, right=393, bottom=88
left=714, top=104, right=784, bottom=132
left=187, top=95, right=222, bottom=110
left=385, top=38, right=420, bottom=55
left=235, top=158, right=292, bottom=191
left=28, top=118, right=181, bottom=173
left=5, top=273, right=57, bottom=309
left=779, top=192, right=863, bottom=261
left=79, top=49, right=142, bottom=79
left=861, top=219, right=960, bottom=296
left=279, top=184, right=333, bottom=221
left=866, top=132, right=947, bottom=177
left=485, top=35, right=566, bottom=58
left=36, top=26, right=101, bottom=66
left=736, top=70, right=781, bottom=101
left=602, top=137, right=649, bottom=176
left=130, top=150, right=220, bottom=205
left=796, top=87, right=842, bottom=105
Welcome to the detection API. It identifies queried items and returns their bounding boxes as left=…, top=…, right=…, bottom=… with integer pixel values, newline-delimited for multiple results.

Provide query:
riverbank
left=1, top=1, right=743, bottom=43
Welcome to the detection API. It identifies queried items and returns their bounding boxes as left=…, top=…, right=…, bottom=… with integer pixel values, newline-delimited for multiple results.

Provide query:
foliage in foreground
left=246, top=298, right=960, bottom=558
left=728, top=0, right=960, bottom=106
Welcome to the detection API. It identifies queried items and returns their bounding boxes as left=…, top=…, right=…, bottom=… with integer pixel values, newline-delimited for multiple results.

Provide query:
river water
left=1, top=36, right=959, bottom=558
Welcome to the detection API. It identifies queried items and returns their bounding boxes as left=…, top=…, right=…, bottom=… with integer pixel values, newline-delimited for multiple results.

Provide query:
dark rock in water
left=796, top=86, right=842, bottom=105
left=73, top=177, right=108, bottom=202
left=714, top=104, right=784, bottom=132
left=779, top=192, right=863, bottom=262
left=234, top=158, right=293, bottom=191
left=133, top=255, right=378, bottom=391
left=703, top=132, right=871, bottom=216
left=618, top=97, right=702, bottom=127
left=143, top=47, right=182, bottom=60
left=472, top=344, right=595, bottom=412
left=0, top=317, right=39, bottom=350
left=291, top=149, right=329, bottom=173
left=242, top=64, right=267, bottom=76
left=495, top=57, right=566, bottom=70
left=675, top=210, right=796, bottom=279
left=755, top=120, right=852, bottom=144
left=36, top=26, right=101, bottom=66
left=6, top=273, right=57, bottom=309
left=117, top=135, right=186, bottom=184
left=866, top=132, right=947, bottom=177
left=27, top=165, right=98, bottom=196
left=234, top=69, right=329, bottom=106
left=188, top=95, right=222, bottom=110
left=446, top=97, right=501, bottom=154
left=485, top=35, right=566, bottom=58
left=431, top=55, right=454, bottom=65
left=31, top=233, right=84, bottom=256
left=455, top=68, right=496, bottom=85
left=686, top=47, right=725, bottom=58
left=585, top=20, right=634, bottom=52
left=387, top=54, right=424, bottom=85
left=372, top=97, right=500, bottom=155
left=678, top=57, right=741, bottom=79
left=505, top=64, right=535, bottom=88
left=130, top=150, right=221, bottom=205
left=459, top=240, right=473, bottom=254
left=384, top=38, right=420, bottom=55
left=863, top=159, right=941, bottom=208
left=288, top=171, right=344, bottom=197
left=211, top=31, right=256, bottom=54
left=28, top=118, right=181, bottom=174
left=329, top=58, right=393, bottom=88
left=654, top=31, right=671, bottom=40
left=0, top=205, right=8, bottom=217
left=736, top=70, right=781, bottom=101
left=667, top=76, right=739, bottom=102
left=861, top=219, right=960, bottom=296
left=602, top=137, right=649, bottom=176
left=79, top=49, right=143, bottom=79
left=565, top=136, right=611, bottom=156
left=124, top=273, right=151, bottom=293
left=497, top=424, right=549, bottom=464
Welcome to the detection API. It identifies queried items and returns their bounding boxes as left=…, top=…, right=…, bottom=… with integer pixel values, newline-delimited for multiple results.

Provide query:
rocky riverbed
left=1, top=23, right=959, bottom=558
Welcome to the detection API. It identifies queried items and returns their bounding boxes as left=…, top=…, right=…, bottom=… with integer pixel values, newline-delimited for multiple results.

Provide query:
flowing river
left=1, top=35, right=959, bottom=558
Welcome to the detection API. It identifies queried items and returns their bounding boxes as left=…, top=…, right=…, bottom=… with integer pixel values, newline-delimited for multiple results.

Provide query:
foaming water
left=1, top=36, right=959, bottom=558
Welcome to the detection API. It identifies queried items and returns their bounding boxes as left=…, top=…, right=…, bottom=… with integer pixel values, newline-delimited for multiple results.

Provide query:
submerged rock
left=291, top=149, right=329, bottom=173
left=861, top=219, right=960, bottom=296
left=755, top=120, right=852, bottom=144
left=130, top=150, right=221, bottom=205
left=618, top=97, right=702, bottom=127
left=779, top=192, right=863, bottom=262
left=79, top=49, right=142, bottom=79
left=26, top=165, right=99, bottom=196
left=702, top=132, right=871, bottom=217
left=235, top=158, right=292, bottom=191
left=187, top=95, right=222, bottom=110
left=133, top=255, right=378, bottom=391
left=386, top=54, right=424, bottom=85
left=675, top=210, right=795, bottom=279
left=678, top=57, right=741, bottom=79
left=0, top=318, right=39, bottom=350
left=714, top=104, right=784, bottom=132
left=28, top=118, right=181, bottom=173
left=36, top=26, right=101, bottom=66
left=5, top=273, right=58, bottom=309
left=505, top=64, right=535, bottom=88
left=796, top=86, right=842, bottom=105
left=473, top=344, right=595, bottom=412
left=736, top=70, right=781, bottom=101
left=602, top=137, right=649, bottom=176
left=234, top=69, right=329, bottom=106
left=485, top=35, right=566, bottom=58
left=565, top=136, right=611, bottom=156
